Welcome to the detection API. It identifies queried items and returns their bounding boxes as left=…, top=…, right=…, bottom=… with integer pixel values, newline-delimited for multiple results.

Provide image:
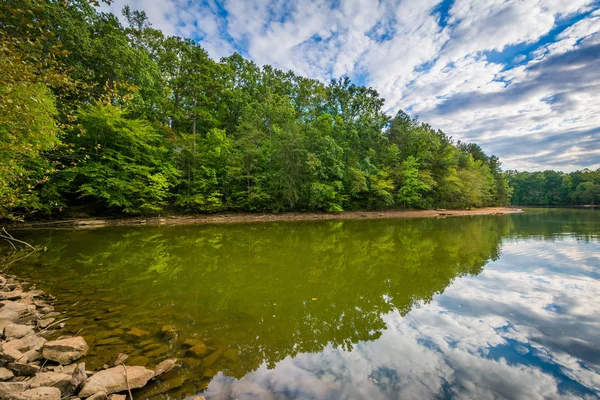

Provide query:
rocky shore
left=0, top=275, right=202, bottom=400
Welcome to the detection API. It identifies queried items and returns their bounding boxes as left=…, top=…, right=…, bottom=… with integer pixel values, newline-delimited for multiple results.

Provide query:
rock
left=21, top=349, right=42, bottom=363
left=79, top=366, right=154, bottom=397
left=37, top=306, right=54, bottom=315
left=202, top=350, right=223, bottom=367
left=51, top=364, right=77, bottom=375
left=96, top=338, right=124, bottom=346
left=3, top=322, right=35, bottom=340
left=0, top=341, right=24, bottom=363
left=0, top=367, right=14, bottom=381
left=37, top=318, right=55, bottom=329
left=106, top=305, right=127, bottom=313
left=185, top=344, right=208, bottom=358
left=125, top=327, right=149, bottom=339
left=160, top=325, right=178, bottom=339
left=181, top=338, right=204, bottom=348
left=21, top=387, right=62, bottom=400
left=0, top=290, right=23, bottom=300
left=21, top=333, right=46, bottom=351
left=7, top=362, right=41, bottom=376
left=153, top=359, right=177, bottom=378
left=0, top=319, right=13, bottom=332
left=108, top=395, right=126, bottom=400
left=0, top=382, right=30, bottom=398
left=203, top=368, right=216, bottom=378
left=28, top=372, right=72, bottom=395
left=145, top=344, right=169, bottom=358
left=111, top=353, right=128, bottom=367
left=0, top=310, right=20, bottom=322
left=190, top=397, right=206, bottom=400
left=71, top=363, right=86, bottom=392
left=42, top=337, right=88, bottom=365
left=86, top=392, right=108, bottom=400
left=1, top=301, right=29, bottom=315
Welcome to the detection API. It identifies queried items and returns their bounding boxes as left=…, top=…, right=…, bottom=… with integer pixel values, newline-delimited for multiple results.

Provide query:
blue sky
left=106, top=0, right=600, bottom=171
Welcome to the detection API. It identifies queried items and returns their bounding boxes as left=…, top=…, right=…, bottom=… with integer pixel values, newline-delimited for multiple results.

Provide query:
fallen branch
left=122, top=364, right=134, bottom=400
left=1, top=227, right=36, bottom=251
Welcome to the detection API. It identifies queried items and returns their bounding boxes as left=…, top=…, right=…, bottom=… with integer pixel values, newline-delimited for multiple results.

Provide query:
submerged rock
left=125, top=327, right=149, bottom=339
left=78, top=366, right=154, bottom=397
left=185, top=344, right=208, bottom=358
left=160, top=325, right=178, bottom=339
left=111, top=353, right=128, bottom=367
left=42, top=337, right=89, bottom=365
left=153, top=359, right=177, bottom=378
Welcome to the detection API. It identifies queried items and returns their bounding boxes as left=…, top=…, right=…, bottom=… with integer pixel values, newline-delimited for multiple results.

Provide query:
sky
left=103, top=0, right=600, bottom=172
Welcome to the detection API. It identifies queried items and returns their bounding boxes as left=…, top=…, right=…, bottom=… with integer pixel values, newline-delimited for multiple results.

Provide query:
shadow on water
left=1, top=208, right=599, bottom=398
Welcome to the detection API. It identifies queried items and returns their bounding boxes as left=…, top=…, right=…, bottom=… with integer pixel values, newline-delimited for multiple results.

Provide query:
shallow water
left=3, top=209, right=599, bottom=399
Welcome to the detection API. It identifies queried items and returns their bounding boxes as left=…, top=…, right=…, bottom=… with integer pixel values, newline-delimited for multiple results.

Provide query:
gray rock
left=3, top=323, right=35, bottom=340
left=86, top=392, right=108, bottom=400
left=0, top=310, right=20, bottom=322
left=0, top=290, right=23, bottom=300
left=0, top=381, right=30, bottom=398
left=71, top=363, right=86, bottom=392
left=37, top=318, right=55, bottom=329
left=42, top=337, right=88, bottom=365
left=111, top=353, right=128, bottom=367
left=7, top=362, right=41, bottom=376
left=21, top=386, right=61, bottom=400
left=153, top=358, right=177, bottom=378
left=28, top=372, right=71, bottom=395
left=78, top=366, right=154, bottom=397
left=0, top=367, right=14, bottom=381
left=0, top=341, right=24, bottom=363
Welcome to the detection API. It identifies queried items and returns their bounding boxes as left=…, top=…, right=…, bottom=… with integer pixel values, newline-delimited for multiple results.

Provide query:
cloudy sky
left=104, top=0, right=600, bottom=171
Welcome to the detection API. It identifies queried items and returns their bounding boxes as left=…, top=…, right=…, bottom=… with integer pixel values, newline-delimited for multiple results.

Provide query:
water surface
left=4, top=209, right=599, bottom=399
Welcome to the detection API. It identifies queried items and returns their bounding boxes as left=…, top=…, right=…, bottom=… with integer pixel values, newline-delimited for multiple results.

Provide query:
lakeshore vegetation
left=1, top=1, right=598, bottom=220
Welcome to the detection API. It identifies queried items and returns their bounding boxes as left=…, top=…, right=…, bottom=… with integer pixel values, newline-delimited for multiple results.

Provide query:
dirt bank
left=9, top=207, right=522, bottom=230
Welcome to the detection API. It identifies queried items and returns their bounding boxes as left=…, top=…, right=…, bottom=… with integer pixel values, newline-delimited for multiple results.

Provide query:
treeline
left=507, top=169, right=600, bottom=206
left=0, top=0, right=511, bottom=220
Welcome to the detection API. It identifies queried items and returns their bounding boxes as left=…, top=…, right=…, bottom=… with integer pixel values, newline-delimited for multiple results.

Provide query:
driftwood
left=1, top=227, right=35, bottom=250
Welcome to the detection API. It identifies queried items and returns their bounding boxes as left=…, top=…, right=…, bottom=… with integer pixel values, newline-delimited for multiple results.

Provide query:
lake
left=3, top=209, right=599, bottom=399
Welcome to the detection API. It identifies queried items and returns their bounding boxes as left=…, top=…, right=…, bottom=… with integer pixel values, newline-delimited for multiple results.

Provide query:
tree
left=67, top=103, right=178, bottom=214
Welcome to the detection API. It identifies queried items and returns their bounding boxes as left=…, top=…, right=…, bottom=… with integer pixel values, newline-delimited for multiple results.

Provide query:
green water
left=3, top=209, right=600, bottom=399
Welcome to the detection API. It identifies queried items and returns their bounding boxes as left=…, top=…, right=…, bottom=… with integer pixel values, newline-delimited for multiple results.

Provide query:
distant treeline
left=0, top=0, right=554, bottom=220
left=507, top=170, right=600, bottom=206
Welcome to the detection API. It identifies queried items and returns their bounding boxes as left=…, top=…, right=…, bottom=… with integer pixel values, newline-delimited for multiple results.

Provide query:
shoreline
left=0, top=274, right=196, bottom=400
left=8, top=207, right=522, bottom=230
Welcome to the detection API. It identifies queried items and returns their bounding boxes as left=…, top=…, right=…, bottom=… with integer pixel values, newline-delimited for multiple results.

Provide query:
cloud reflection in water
left=205, top=238, right=600, bottom=399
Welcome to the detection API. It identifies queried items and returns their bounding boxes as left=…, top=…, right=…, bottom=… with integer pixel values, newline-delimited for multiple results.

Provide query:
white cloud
left=103, top=0, right=600, bottom=171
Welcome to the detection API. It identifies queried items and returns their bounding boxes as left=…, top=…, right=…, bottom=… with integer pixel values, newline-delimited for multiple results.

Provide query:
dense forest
left=507, top=169, right=600, bottom=206
left=0, top=0, right=544, bottom=221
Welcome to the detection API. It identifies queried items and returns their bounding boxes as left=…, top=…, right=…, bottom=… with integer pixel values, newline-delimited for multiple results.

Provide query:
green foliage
left=507, top=169, right=600, bottom=205
left=396, top=156, right=431, bottom=208
left=69, top=103, right=178, bottom=214
left=8, top=0, right=580, bottom=220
